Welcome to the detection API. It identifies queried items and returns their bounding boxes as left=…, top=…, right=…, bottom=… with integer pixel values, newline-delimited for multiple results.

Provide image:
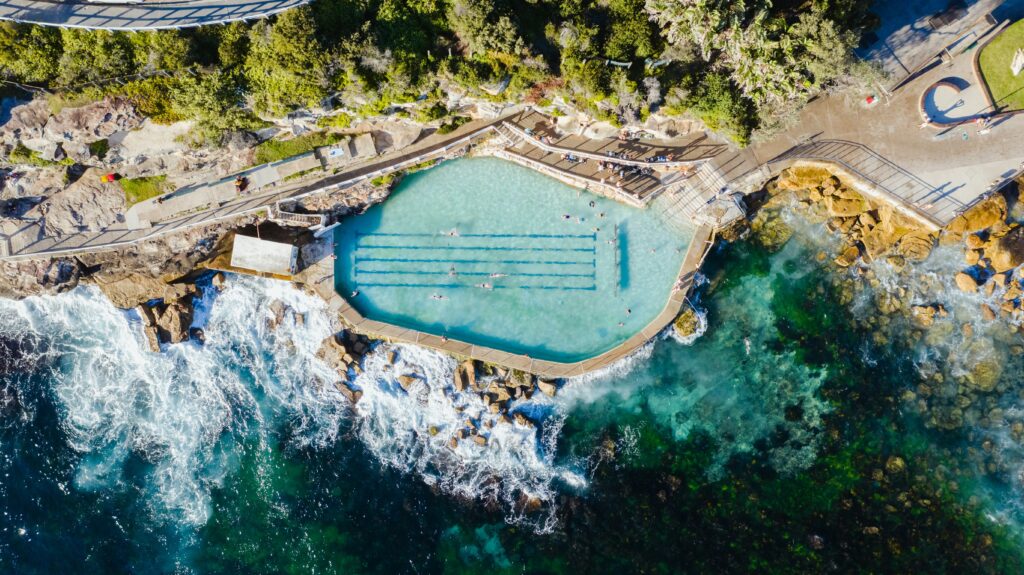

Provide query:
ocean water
left=334, top=157, right=692, bottom=362
left=1, top=226, right=1024, bottom=573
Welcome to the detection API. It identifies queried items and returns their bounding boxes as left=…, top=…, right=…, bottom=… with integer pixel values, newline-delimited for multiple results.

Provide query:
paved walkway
left=695, top=20, right=1024, bottom=229
left=0, top=116, right=508, bottom=259
left=0, top=0, right=310, bottom=30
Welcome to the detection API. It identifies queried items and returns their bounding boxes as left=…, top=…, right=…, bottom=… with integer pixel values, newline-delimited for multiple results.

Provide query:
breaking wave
left=0, top=275, right=583, bottom=532
left=0, top=276, right=346, bottom=526
left=350, top=343, right=587, bottom=533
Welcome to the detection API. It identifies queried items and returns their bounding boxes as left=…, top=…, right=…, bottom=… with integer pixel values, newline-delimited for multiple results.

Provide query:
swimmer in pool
left=430, top=293, right=447, bottom=300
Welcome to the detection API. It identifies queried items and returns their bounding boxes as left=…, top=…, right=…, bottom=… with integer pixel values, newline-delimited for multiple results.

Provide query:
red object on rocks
left=101, top=173, right=117, bottom=183
left=865, top=95, right=875, bottom=104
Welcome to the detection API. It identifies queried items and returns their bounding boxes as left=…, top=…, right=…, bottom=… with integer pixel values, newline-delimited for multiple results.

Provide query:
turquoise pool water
left=334, top=157, right=693, bottom=362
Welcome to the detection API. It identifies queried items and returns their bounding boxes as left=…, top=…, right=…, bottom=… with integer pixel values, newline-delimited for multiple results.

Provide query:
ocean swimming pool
left=334, top=157, right=693, bottom=362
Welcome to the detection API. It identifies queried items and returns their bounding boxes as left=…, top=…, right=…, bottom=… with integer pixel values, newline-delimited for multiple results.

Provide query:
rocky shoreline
left=743, top=164, right=1024, bottom=462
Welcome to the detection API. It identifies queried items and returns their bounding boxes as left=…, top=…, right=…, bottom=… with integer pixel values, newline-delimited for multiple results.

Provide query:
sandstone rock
left=454, top=360, right=475, bottom=392
left=673, top=305, right=702, bottom=339
left=981, top=304, right=997, bottom=321
left=155, top=299, right=193, bottom=343
left=776, top=166, right=835, bottom=191
left=894, top=231, right=935, bottom=261
left=143, top=325, right=161, bottom=352
left=211, top=272, right=226, bottom=291
left=268, top=300, right=287, bottom=331
left=537, top=380, right=557, bottom=397
left=825, top=192, right=869, bottom=217
left=136, top=304, right=157, bottom=326
left=99, top=275, right=195, bottom=309
left=945, top=194, right=1007, bottom=234
left=471, top=435, right=487, bottom=446
left=965, top=249, right=982, bottom=266
left=513, top=412, right=534, bottom=427
left=954, top=272, right=978, bottom=293
left=966, top=234, right=985, bottom=250
left=911, top=305, right=937, bottom=328
left=398, top=374, right=417, bottom=391
left=26, top=167, right=127, bottom=237
left=834, top=244, right=861, bottom=267
left=984, top=224, right=1024, bottom=273
left=335, top=382, right=363, bottom=404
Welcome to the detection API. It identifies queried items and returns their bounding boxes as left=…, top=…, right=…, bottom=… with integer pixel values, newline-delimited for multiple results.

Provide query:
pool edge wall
left=330, top=223, right=715, bottom=378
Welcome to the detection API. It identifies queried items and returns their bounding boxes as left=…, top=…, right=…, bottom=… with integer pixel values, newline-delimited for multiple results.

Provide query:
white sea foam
left=350, top=343, right=586, bottom=532
left=0, top=276, right=347, bottom=526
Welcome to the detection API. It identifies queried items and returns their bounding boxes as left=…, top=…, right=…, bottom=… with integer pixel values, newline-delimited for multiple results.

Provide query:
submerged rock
left=954, top=272, right=978, bottom=293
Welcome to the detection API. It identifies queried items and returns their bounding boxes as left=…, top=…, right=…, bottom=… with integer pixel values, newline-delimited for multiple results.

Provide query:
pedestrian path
left=0, top=0, right=311, bottom=30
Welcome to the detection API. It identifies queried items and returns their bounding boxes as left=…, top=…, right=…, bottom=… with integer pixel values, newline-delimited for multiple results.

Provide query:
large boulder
left=454, top=360, right=475, bottom=392
left=825, top=192, right=869, bottom=217
left=954, top=272, right=978, bottom=293
left=945, top=194, right=1007, bottom=234
left=984, top=224, right=1024, bottom=273
left=775, top=166, right=835, bottom=191
left=673, top=305, right=702, bottom=339
left=26, top=168, right=126, bottom=237
left=98, top=275, right=195, bottom=309
left=894, top=230, right=935, bottom=261
left=155, top=298, right=193, bottom=344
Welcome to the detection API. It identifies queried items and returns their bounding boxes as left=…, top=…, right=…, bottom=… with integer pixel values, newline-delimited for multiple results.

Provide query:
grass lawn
left=121, top=175, right=172, bottom=206
left=978, top=20, right=1024, bottom=111
left=253, top=131, right=344, bottom=165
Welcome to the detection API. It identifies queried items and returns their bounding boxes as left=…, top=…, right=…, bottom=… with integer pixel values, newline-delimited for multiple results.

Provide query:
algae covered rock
left=673, top=304, right=704, bottom=341
left=750, top=208, right=793, bottom=251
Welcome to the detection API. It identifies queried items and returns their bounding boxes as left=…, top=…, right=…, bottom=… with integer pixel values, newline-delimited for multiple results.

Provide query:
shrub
left=253, top=131, right=343, bottom=164
left=120, top=175, right=172, bottom=206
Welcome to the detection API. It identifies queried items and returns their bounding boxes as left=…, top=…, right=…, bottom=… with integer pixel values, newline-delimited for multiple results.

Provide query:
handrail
left=762, top=138, right=961, bottom=227
left=500, top=121, right=706, bottom=169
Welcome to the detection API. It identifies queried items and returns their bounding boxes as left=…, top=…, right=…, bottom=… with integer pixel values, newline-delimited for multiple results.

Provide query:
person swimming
left=475, top=283, right=493, bottom=290
left=448, top=265, right=457, bottom=277
left=489, top=273, right=507, bottom=278
left=430, top=293, right=447, bottom=300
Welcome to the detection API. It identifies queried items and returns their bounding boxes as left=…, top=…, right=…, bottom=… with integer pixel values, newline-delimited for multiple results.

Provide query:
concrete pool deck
left=300, top=224, right=714, bottom=378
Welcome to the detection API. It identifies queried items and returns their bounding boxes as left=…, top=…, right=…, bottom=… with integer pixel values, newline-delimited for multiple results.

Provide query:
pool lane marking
left=355, top=244, right=597, bottom=253
left=355, top=269, right=596, bottom=278
left=356, top=232, right=597, bottom=239
left=352, top=282, right=597, bottom=291
left=355, top=256, right=597, bottom=266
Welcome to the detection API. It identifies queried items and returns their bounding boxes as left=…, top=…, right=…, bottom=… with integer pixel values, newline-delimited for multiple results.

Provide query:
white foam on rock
left=0, top=276, right=346, bottom=526
left=350, top=343, right=587, bottom=533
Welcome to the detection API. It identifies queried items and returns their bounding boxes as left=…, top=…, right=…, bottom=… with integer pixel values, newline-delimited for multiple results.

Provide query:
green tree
left=447, top=0, right=523, bottom=57
left=244, top=7, right=329, bottom=115
left=0, top=23, right=61, bottom=84
left=217, top=21, right=251, bottom=69
left=172, top=72, right=264, bottom=143
left=604, top=0, right=657, bottom=61
left=58, top=29, right=137, bottom=85
left=129, top=30, right=193, bottom=71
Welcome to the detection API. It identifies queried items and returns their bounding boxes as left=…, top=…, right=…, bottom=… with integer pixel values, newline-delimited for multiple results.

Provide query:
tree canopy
left=0, top=0, right=880, bottom=146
